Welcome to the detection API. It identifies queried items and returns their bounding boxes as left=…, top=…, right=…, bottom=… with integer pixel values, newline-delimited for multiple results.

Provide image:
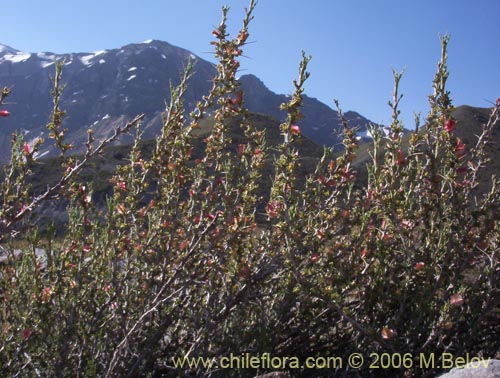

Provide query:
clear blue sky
left=2, top=0, right=499, bottom=127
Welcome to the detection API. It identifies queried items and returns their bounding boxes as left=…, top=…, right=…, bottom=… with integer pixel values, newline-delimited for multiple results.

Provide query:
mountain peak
left=0, top=43, right=20, bottom=55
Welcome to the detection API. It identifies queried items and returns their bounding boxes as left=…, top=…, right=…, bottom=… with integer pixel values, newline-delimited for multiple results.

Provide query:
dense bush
left=1, top=2, right=499, bottom=377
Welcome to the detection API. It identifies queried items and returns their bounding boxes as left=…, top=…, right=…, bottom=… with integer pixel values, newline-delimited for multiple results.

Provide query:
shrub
left=1, top=2, right=499, bottom=377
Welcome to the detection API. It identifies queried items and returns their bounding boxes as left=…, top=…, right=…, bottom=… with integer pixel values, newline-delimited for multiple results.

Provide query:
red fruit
left=456, top=138, right=466, bottom=157
left=396, top=149, right=406, bottom=166
left=238, top=264, right=251, bottom=279
left=237, top=143, right=246, bottom=156
left=21, top=329, right=32, bottom=341
left=450, top=293, right=464, bottom=307
left=290, top=124, right=301, bottom=135
left=310, top=253, right=320, bottom=263
left=414, top=262, right=425, bottom=271
left=230, top=91, right=243, bottom=106
left=445, top=119, right=456, bottom=133
left=0, top=110, right=10, bottom=117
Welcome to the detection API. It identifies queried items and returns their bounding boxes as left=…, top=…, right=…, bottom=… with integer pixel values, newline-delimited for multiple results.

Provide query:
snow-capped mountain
left=0, top=40, right=374, bottom=162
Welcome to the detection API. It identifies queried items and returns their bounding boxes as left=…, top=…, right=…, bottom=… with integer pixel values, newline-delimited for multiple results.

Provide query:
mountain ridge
left=0, top=39, right=374, bottom=162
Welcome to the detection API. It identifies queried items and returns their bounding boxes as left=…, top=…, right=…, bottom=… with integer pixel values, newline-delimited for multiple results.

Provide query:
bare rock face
left=438, top=359, right=500, bottom=378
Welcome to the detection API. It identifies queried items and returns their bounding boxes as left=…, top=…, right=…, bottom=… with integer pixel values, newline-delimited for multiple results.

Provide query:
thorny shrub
left=1, top=2, right=499, bottom=377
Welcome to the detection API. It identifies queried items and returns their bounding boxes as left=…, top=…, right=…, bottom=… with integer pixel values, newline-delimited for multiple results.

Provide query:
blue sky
left=2, top=0, right=499, bottom=127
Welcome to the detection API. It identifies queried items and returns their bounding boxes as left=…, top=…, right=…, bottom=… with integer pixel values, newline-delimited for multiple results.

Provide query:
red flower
left=23, top=143, right=30, bottom=155
left=444, top=119, right=456, bottom=133
left=290, top=124, right=301, bottom=135
left=0, top=110, right=10, bottom=117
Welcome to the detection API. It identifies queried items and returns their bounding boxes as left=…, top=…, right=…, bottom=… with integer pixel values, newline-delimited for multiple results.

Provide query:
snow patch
left=37, top=52, right=55, bottom=60
left=128, top=66, right=138, bottom=72
left=161, top=54, right=167, bottom=60
left=143, top=39, right=154, bottom=44
left=127, top=74, right=136, bottom=81
left=0, top=44, right=18, bottom=54
left=99, top=59, right=106, bottom=64
left=357, top=130, right=372, bottom=139
left=41, top=61, right=55, bottom=68
left=34, top=151, right=50, bottom=159
left=2, top=52, right=31, bottom=63
left=189, top=53, right=197, bottom=60
left=102, top=114, right=110, bottom=120
left=80, top=54, right=94, bottom=66
left=79, top=50, right=107, bottom=66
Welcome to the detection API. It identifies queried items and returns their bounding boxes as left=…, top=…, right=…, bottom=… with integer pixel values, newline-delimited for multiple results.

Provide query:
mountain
left=239, top=74, right=373, bottom=146
left=0, top=40, right=374, bottom=162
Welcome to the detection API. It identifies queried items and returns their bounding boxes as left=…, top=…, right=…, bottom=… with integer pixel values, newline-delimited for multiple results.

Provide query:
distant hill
left=351, top=105, right=500, bottom=192
left=0, top=40, right=374, bottom=163
left=6, top=105, right=498, bottom=234
left=22, top=112, right=324, bottom=233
